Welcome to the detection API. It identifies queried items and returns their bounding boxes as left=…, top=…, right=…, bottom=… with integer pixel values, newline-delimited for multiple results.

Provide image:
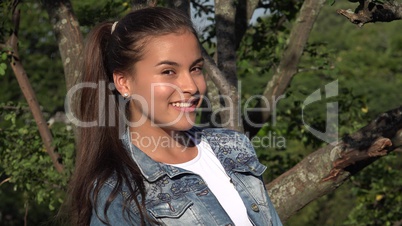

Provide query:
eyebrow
left=155, top=57, right=204, bottom=68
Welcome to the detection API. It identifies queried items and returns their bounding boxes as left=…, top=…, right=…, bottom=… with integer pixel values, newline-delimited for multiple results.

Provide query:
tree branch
left=191, top=0, right=213, bottom=14
left=0, top=177, right=11, bottom=186
left=6, top=1, right=64, bottom=173
left=267, top=105, right=402, bottom=222
left=0, top=43, right=8, bottom=50
left=337, top=0, right=402, bottom=27
left=167, top=0, right=190, bottom=16
left=24, top=201, right=28, bottom=226
left=244, top=0, right=327, bottom=137
left=130, top=0, right=157, bottom=11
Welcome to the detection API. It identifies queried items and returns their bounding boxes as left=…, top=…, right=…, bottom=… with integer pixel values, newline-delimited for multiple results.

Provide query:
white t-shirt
left=169, top=140, right=252, bottom=226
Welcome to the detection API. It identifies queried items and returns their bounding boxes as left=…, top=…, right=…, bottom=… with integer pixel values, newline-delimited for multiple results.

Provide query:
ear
left=113, top=72, right=130, bottom=96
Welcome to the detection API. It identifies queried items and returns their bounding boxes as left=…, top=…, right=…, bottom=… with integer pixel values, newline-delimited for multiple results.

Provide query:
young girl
left=69, top=7, right=282, bottom=226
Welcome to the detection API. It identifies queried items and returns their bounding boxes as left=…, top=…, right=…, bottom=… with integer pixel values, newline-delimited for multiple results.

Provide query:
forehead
left=140, top=31, right=201, bottom=62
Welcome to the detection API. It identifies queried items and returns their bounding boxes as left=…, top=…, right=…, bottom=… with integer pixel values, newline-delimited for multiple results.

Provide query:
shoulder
left=93, top=172, right=140, bottom=212
left=91, top=172, right=143, bottom=225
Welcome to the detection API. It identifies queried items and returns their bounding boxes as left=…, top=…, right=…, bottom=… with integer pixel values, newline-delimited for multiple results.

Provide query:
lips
left=171, top=102, right=193, bottom=107
left=170, top=98, right=200, bottom=112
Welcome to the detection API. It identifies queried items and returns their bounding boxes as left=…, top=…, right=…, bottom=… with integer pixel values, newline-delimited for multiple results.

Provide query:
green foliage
left=0, top=1, right=130, bottom=224
left=287, top=181, right=358, bottom=226
left=236, top=0, right=301, bottom=105
left=0, top=2, right=65, bottom=113
left=0, top=102, right=75, bottom=223
left=0, top=0, right=130, bottom=224
left=234, top=1, right=402, bottom=225
left=237, top=3, right=369, bottom=183
left=75, top=0, right=130, bottom=29
left=0, top=181, right=63, bottom=226
left=281, top=2, right=402, bottom=225
left=253, top=124, right=305, bottom=182
left=0, top=0, right=13, bottom=77
left=0, top=61, right=7, bottom=76
left=0, top=0, right=13, bottom=43
left=344, top=152, right=402, bottom=226
left=0, top=0, right=401, bottom=225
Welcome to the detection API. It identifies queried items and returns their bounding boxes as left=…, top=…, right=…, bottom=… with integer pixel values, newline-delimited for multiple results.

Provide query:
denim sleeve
left=239, top=131, right=283, bottom=225
left=90, top=183, right=142, bottom=226
left=263, top=183, right=283, bottom=226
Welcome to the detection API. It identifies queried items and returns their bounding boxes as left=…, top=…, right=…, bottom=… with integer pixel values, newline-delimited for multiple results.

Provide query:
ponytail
left=68, top=22, right=148, bottom=226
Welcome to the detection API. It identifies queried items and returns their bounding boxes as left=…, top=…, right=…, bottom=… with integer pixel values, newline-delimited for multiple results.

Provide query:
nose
left=179, top=72, right=199, bottom=95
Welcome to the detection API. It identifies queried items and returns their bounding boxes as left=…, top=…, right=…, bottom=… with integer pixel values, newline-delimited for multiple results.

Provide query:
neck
left=128, top=122, right=197, bottom=164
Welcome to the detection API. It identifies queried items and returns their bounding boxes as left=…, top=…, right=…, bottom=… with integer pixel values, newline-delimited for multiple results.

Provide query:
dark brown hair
left=68, top=7, right=198, bottom=226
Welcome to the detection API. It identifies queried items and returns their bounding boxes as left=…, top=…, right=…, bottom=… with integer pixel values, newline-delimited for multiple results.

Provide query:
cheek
left=150, top=85, right=177, bottom=100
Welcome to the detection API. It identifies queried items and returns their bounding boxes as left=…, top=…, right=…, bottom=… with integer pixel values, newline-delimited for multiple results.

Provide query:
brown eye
left=162, top=70, right=175, bottom=75
left=191, top=65, right=203, bottom=73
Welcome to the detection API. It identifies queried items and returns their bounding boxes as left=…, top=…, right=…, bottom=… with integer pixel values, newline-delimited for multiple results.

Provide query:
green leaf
left=1, top=52, right=7, bottom=60
left=0, top=62, right=6, bottom=76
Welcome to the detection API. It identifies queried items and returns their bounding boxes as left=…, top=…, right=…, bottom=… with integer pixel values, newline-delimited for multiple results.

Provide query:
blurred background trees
left=1, top=0, right=401, bottom=225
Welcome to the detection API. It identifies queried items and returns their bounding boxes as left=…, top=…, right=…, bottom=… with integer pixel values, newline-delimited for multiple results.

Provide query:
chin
left=176, top=122, right=196, bottom=131
left=160, top=119, right=196, bottom=132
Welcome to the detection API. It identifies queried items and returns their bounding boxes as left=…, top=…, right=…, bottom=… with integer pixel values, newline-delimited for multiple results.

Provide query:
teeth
left=172, top=102, right=192, bottom=107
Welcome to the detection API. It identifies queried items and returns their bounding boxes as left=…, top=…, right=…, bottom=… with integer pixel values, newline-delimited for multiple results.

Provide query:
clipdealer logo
left=64, top=80, right=339, bottom=145
left=302, top=80, right=339, bottom=144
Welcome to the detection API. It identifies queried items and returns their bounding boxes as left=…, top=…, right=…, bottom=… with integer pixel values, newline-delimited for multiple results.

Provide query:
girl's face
left=127, top=30, right=206, bottom=133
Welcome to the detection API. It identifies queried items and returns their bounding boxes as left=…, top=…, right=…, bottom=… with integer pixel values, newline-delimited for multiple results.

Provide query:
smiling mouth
left=170, top=98, right=200, bottom=109
left=172, top=102, right=193, bottom=107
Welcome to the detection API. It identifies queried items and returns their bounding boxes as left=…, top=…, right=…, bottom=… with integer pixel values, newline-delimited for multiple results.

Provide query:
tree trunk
left=214, top=0, right=243, bottom=131
left=234, top=0, right=259, bottom=48
left=42, top=0, right=84, bottom=91
left=201, top=0, right=259, bottom=129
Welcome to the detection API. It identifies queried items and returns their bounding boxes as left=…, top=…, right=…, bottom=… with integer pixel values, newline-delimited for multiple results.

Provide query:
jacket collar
left=121, top=127, right=265, bottom=182
left=201, top=128, right=267, bottom=176
left=121, top=129, right=191, bottom=182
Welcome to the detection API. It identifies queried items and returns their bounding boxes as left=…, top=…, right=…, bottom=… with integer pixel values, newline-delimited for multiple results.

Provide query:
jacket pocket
left=148, top=196, right=193, bottom=218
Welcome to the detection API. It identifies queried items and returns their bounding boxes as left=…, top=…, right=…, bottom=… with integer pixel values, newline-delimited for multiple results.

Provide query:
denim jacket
left=91, top=128, right=282, bottom=226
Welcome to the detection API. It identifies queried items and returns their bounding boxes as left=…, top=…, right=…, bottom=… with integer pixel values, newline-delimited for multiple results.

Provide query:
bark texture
left=42, top=0, right=83, bottom=91
left=202, top=0, right=259, bottom=129
left=234, top=0, right=260, bottom=48
left=5, top=2, right=63, bottom=173
left=131, top=0, right=157, bottom=11
left=267, top=105, right=402, bottom=222
left=168, top=0, right=190, bottom=15
left=337, top=0, right=402, bottom=27
left=214, top=0, right=242, bottom=131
